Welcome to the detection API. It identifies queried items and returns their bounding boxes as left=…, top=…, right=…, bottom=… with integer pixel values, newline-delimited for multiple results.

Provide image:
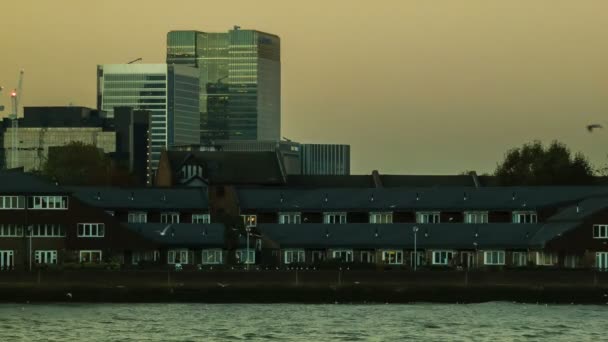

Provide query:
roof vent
left=370, top=194, right=375, bottom=202
left=416, top=192, right=420, bottom=201
left=576, top=205, right=580, bottom=213
left=463, top=192, right=467, bottom=201
left=324, top=193, right=328, bottom=203
left=280, top=193, right=284, bottom=203
left=512, top=192, right=516, bottom=201
left=374, top=227, right=379, bottom=238
left=96, top=192, right=101, bottom=201
left=522, top=202, right=527, bottom=208
left=129, top=192, right=135, bottom=201
left=325, top=228, right=330, bottom=238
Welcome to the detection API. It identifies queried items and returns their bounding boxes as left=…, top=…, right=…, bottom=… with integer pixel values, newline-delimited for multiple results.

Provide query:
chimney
left=371, top=170, right=383, bottom=188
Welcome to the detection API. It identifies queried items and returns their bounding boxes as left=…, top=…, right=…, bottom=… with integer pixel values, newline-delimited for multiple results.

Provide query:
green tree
left=494, top=140, right=595, bottom=186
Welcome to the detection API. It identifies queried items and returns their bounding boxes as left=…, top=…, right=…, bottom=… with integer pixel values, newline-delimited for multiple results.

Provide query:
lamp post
left=246, top=225, right=251, bottom=271
left=27, top=225, right=33, bottom=272
left=473, top=242, right=478, bottom=268
left=413, top=226, right=419, bottom=271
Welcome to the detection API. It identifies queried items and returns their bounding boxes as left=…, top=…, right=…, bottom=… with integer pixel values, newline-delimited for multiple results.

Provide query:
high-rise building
left=97, top=64, right=200, bottom=175
left=167, top=27, right=280, bottom=142
left=301, top=144, right=351, bottom=175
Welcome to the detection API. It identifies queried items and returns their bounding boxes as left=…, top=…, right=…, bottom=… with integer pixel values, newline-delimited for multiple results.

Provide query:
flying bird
left=587, top=124, right=603, bottom=132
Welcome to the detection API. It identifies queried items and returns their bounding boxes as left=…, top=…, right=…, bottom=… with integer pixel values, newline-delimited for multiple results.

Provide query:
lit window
left=381, top=250, right=403, bottom=265
left=241, top=215, right=257, bottom=227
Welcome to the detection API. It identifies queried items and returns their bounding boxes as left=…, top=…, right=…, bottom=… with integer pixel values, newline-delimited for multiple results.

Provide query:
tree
left=41, top=141, right=138, bottom=186
left=494, top=140, right=595, bottom=186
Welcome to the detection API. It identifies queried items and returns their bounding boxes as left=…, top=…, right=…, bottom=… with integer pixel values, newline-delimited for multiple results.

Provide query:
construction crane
left=9, top=70, right=24, bottom=168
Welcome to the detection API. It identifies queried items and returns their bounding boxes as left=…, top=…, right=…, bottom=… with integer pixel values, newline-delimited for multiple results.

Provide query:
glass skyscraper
left=167, top=27, right=280, bottom=142
left=97, top=64, right=200, bottom=178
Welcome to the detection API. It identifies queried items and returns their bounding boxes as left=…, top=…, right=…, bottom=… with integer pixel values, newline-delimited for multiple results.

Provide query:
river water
left=0, top=303, right=606, bottom=341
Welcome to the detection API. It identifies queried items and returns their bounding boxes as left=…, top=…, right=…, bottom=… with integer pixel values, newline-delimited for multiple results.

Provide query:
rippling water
left=0, top=303, right=606, bottom=341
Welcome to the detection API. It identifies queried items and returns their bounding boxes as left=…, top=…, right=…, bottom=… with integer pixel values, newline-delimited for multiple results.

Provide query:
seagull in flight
left=587, top=124, right=603, bottom=132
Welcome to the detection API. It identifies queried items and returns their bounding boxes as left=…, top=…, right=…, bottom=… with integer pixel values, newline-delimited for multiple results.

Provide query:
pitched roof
left=165, top=151, right=286, bottom=185
left=547, top=196, right=608, bottom=222
left=69, top=186, right=208, bottom=209
left=528, top=221, right=581, bottom=247
left=237, top=186, right=608, bottom=212
left=127, top=223, right=225, bottom=247
left=258, top=223, right=541, bottom=249
left=0, top=170, right=68, bottom=194
left=284, top=174, right=492, bottom=188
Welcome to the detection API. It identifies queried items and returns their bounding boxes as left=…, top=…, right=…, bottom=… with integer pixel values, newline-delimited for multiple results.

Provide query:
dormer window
left=128, top=212, right=147, bottom=223
left=512, top=211, right=537, bottom=224
left=192, top=214, right=211, bottom=224
left=369, top=212, right=393, bottom=224
left=464, top=211, right=488, bottom=224
left=416, top=212, right=440, bottom=224
left=161, top=212, right=180, bottom=224
left=241, top=214, right=257, bottom=227
left=278, top=212, right=301, bottom=224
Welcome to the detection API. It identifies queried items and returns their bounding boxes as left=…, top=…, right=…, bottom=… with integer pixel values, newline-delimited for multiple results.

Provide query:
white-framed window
left=30, top=224, right=65, bottom=237
left=597, top=252, right=608, bottom=270
left=0, top=250, right=15, bottom=270
left=77, top=223, right=105, bottom=238
left=512, top=211, right=538, bottom=224
left=132, top=251, right=159, bottom=265
left=0, top=224, right=24, bottom=237
left=464, top=211, right=489, bottom=224
left=279, top=212, right=301, bottom=224
left=432, top=251, right=454, bottom=265
left=201, top=249, right=223, bottom=264
left=593, top=225, right=608, bottom=239
left=311, top=250, right=325, bottom=263
left=536, top=252, right=557, bottom=266
left=411, top=251, right=424, bottom=268
left=241, top=214, right=257, bottom=227
left=28, top=196, right=68, bottom=210
left=381, top=250, right=403, bottom=265
left=360, top=250, right=375, bottom=263
left=128, top=212, right=147, bottom=223
left=0, top=196, right=25, bottom=209
left=324, top=212, right=347, bottom=224
left=416, top=212, right=441, bottom=224
left=369, top=212, right=393, bottom=224
left=332, top=249, right=354, bottom=262
left=284, top=249, right=305, bottom=264
left=168, top=249, right=189, bottom=264
left=35, top=250, right=57, bottom=264
left=483, top=251, right=505, bottom=265
left=79, top=250, right=102, bottom=263
left=512, top=252, right=528, bottom=267
left=236, top=249, right=256, bottom=264
left=161, top=212, right=180, bottom=224
left=192, top=214, right=211, bottom=224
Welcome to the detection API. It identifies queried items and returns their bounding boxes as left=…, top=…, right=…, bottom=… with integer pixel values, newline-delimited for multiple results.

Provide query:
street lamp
left=27, top=225, right=33, bottom=272
left=473, top=242, right=478, bottom=268
left=412, top=226, right=419, bottom=271
left=245, top=225, right=251, bottom=270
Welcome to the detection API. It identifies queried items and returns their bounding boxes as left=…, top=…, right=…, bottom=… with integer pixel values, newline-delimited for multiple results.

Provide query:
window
left=381, top=250, right=403, bottom=265
left=132, top=251, right=159, bottom=265
left=332, top=249, right=353, bottom=262
left=236, top=249, right=256, bottom=264
left=324, top=212, right=347, bottom=224
left=35, top=250, right=57, bottom=264
left=311, top=250, right=325, bottom=263
left=28, top=196, right=68, bottom=210
left=483, top=251, right=505, bottom=265
left=77, top=223, right=105, bottom=238
left=201, top=249, right=223, bottom=264
left=0, top=196, right=25, bottom=209
left=161, top=212, right=180, bottom=224
left=192, top=214, right=211, bottom=224
left=79, top=250, right=102, bottom=263
left=241, top=215, right=257, bottom=227
left=128, top=212, right=147, bottom=223
left=168, top=249, right=189, bottom=264
left=279, top=212, right=301, bottom=224
left=411, top=251, right=424, bottom=268
left=536, top=252, right=556, bottom=266
left=0, top=224, right=23, bottom=237
left=284, top=249, right=305, bottom=264
left=464, top=211, right=488, bottom=224
left=432, top=251, right=454, bottom=265
left=597, top=252, right=608, bottom=270
left=512, top=252, right=527, bottom=267
left=593, top=225, right=608, bottom=239
left=416, top=212, right=441, bottom=224
left=512, top=211, right=538, bottom=224
left=369, top=212, right=393, bottom=224
left=360, top=250, right=375, bottom=263
left=30, top=224, right=65, bottom=237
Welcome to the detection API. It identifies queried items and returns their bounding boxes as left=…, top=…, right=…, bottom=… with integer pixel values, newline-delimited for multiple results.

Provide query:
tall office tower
left=301, top=144, right=351, bottom=175
left=166, top=27, right=280, bottom=142
left=97, top=64, right=200, bottom=177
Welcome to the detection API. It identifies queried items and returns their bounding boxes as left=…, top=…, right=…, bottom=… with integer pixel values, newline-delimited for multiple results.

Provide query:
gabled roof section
left=69, top=187, right=208, bottom=210
left=165, top=151, right=286, bottom=185
left=237, top=186, right=608, bottom=212
left=0, top=170, right=68, bottom=194
left=547, top=196, right=608, bottom=222
left=258, top=223, right=540, bottom=249
left=127, top=223, right=225, bottom=247
left=529, top=221, right=582, bottom=247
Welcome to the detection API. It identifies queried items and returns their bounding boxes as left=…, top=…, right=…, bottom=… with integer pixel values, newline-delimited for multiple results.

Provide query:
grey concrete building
left=301, top=144, right=351, bottom=175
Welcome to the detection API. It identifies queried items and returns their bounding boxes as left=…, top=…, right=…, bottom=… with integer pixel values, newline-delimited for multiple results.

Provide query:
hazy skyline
left=1, top=0, right=607, bottom=175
